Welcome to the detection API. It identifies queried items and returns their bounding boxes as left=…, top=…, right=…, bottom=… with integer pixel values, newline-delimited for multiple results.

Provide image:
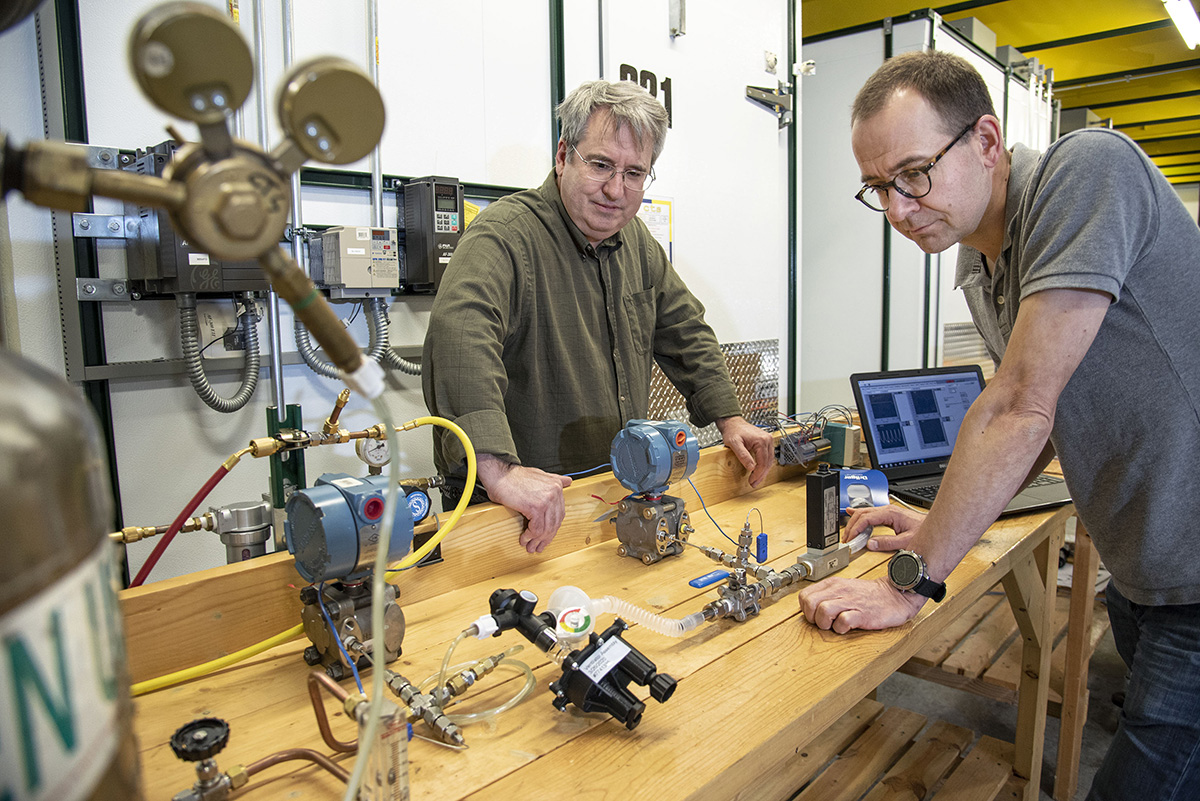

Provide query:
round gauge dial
left=355, top=437, right=390, bottom=467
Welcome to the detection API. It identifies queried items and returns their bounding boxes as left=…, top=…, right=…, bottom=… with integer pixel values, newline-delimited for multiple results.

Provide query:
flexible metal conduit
left=294, top=298, right=390, bottom=379
left=177, top=294, right=260, bottom=413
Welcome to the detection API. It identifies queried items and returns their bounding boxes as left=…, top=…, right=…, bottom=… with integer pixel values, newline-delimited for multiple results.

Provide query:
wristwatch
left=887, top=550, right=946, bottom=602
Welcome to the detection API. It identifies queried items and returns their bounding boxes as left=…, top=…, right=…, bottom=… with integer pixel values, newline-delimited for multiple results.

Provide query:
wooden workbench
left=127, top=448, right=1067, bottom=801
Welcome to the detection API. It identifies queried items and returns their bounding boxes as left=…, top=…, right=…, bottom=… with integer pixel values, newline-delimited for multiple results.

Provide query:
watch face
left=889, top=552, right=922, bottom=589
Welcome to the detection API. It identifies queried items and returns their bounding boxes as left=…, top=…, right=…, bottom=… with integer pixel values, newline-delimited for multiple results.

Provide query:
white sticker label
left=438, top=255, right=452, bottom=264
left=356, top=228, right=370, bottom=240
left=0, top=541, right=125, bottom=801
left=188, top=253, right=211, bottom=265
left=330, top=477, right=363, bottom=489
left=346, top=247, right=366, bottom=256
left=579, top=635, right=632, bottom=683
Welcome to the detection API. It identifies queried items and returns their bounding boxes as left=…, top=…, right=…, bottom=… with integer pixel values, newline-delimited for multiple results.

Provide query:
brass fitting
left=248, top=436, right=281, bottom=457
left=344, top=693, right=368, bottom=718
left=227, top=764, right=249, bottom=790
left=322, top=389, right=351, bottom=435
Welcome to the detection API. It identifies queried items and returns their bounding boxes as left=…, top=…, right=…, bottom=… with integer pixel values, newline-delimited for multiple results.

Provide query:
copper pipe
left=307, top=671, right=356, bottom=753
left=245, top=748, right=348, bottom=783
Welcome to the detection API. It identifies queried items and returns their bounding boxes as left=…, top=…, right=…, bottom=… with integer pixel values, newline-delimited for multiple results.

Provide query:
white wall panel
left=593, top=0, right=791, bottom=362
left=799, top=30, right=886, bottom=410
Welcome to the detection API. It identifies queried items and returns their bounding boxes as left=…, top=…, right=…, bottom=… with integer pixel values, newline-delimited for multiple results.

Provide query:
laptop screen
left=850, top=366, right=985, bottom=480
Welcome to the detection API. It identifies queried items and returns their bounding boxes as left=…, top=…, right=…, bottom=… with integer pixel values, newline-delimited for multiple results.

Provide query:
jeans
left=1087, top=583, right=1200, bottom=800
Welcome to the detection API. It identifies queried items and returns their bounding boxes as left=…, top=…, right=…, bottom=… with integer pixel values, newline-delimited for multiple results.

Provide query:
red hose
left=128, top=463, right=231, bottom=587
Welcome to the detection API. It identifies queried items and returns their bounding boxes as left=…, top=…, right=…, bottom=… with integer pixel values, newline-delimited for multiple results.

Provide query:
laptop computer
left=849, top=365, right=1071, bottom=514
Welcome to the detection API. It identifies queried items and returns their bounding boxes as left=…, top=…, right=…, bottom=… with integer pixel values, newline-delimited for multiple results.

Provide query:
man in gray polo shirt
left=798, top=51, right=1200, bottom=799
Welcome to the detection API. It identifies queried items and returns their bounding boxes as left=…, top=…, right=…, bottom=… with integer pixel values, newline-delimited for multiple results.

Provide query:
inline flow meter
left=609, top=419, right=699, bottom=565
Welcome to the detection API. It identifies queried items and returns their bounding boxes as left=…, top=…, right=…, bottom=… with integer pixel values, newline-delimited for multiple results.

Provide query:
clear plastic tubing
left=847, top=531, right=872, bottom=555
left=547, top=586, right=704, bottom=639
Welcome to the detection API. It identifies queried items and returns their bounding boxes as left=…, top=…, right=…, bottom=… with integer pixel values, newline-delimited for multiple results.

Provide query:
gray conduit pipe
left=178, top=294, right=261, bottom=413
left=294, top=299, right=390, bottom=379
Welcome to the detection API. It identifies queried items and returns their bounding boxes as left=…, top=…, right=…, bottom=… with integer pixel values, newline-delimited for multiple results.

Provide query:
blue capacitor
left=689, top=569, right=730, bottom=588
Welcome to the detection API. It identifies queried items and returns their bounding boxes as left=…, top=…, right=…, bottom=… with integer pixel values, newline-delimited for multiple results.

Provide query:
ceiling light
left=1164, top=0, right=1200, bottom=49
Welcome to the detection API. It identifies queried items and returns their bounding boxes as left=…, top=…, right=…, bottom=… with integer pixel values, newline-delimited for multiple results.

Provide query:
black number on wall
left=619, top=63, right=672, bottom=128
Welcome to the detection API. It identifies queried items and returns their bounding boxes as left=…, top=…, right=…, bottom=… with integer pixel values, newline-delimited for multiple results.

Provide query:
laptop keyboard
left=906, top=472, right=1063, bottom=503
left=906, top=484, right=940, bottom=501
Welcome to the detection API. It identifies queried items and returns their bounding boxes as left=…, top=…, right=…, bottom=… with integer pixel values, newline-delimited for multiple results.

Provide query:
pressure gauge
left=355, top=437, right=390, bottom=467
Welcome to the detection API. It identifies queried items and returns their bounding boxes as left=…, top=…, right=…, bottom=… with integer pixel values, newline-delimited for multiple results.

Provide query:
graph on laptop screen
left=857, top=371, right=983, bottom=470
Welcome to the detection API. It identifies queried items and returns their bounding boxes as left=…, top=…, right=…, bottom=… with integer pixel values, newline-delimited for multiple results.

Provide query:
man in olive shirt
left=423, top=80, right=772, bottom=554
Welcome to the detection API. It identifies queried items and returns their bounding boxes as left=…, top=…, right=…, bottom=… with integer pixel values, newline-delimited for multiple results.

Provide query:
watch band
left=912, top=574, right=947, bottom=603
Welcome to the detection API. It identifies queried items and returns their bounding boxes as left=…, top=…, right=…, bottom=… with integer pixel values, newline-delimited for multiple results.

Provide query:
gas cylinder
left=0, top=350, right=144, bottom=800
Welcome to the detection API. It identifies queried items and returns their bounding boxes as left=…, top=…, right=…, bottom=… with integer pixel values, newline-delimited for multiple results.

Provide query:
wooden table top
left=131, top=467, right=1070, bottom=801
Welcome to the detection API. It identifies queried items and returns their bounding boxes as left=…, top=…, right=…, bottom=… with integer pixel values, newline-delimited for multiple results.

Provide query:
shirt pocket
left=622, top=287, right=657, bottom=355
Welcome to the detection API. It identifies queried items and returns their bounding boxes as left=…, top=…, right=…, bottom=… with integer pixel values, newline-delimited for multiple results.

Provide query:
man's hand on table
left=715, top=415, right=775, bottom=487
left=800, top=502, right=929, bottom=633
left=799, top=576, right=926, bottom=633
left=476, top=454, right=572, bottom=553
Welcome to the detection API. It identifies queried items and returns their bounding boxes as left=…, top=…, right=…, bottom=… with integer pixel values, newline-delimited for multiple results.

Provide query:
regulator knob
left=170, top=717, right=231, bottom=762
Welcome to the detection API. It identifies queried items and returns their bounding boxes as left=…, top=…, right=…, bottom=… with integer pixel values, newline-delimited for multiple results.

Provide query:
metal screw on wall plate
left=108, top=219, right=121, bottom=232
left=83, top=283, right=96, bottom=295
left=113, top=284, right=126, bottom=296
left=99, top=150, right=112, bottom=163
left=78, top=218, right=91, bottom=230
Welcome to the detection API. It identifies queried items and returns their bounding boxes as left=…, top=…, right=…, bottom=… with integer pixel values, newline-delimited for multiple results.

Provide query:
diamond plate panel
left=648, top=339, right=779, bottom=447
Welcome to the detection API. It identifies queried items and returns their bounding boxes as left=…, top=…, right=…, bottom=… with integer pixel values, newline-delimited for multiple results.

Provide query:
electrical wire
left=317, top=582, right=364, bottom=694
left=129, top=447, right=250, bottom=587
left=563, top=463, right=610, bottom=478
left=686, top=477, right=737, bottom=547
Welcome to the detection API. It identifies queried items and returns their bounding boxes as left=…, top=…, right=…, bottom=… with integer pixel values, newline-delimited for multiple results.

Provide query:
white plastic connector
left=470, top=615, right=499, bottom=640
left=341, top=358, right=386, bottom=400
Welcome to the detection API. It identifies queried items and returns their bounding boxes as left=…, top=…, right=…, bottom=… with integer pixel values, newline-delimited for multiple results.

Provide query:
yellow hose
left=129, top=417, right=477, bottom=696
left=385, top=416, right=477, bottom=577
left=131, top=624, right=304, bottom=697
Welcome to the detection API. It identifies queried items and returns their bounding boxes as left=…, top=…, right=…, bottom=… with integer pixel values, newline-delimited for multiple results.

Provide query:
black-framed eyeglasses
left=570, top=145, right=655, bottom=192
left=854, top=117, right=981, bottom=212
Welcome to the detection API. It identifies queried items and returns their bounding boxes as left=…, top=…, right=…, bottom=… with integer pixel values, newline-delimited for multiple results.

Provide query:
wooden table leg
left=1054, top=517, right=1098, bottom=801
left=1002, top=526, right=1061, bottom=801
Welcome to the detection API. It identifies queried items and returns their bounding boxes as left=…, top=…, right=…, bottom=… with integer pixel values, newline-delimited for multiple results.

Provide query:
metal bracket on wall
left=76, top=278, right=130, bottom=302
left=745, top=82, right=793, bottom=128
left=72, top=213, right=127, bottom=238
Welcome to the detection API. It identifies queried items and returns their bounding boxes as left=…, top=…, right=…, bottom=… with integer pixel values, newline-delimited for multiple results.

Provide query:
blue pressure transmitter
left=285, top=472, right=419, bottom=584
left=285, top=472, right=432, bottom=680
left=609, top=420, right=699, bottom=565
left=610, top=419, right=699, bottom=496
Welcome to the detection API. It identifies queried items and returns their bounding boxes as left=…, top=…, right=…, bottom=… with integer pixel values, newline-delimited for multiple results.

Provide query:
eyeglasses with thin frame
left=570, top=145, right=656, bottom=192
left=854, top=117, right=981, bottom=212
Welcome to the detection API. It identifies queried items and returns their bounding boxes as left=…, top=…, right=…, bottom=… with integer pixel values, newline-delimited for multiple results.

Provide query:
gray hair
left=557, top=80, right=670, bottom=164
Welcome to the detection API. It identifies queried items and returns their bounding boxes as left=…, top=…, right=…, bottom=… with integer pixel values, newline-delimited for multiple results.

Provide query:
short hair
left=556, top=80, right=670, bottom=164
left=852, top=50, right=996, bottom=137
